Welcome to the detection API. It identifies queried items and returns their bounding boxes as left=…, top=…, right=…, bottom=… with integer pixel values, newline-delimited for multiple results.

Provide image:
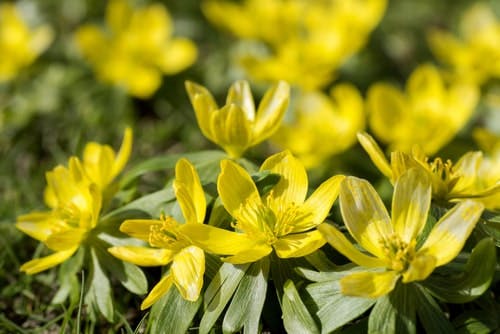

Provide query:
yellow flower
left=367, top=64, right=479, bottom=155
left=108, top=159, right=251, bottom=308
left=75, top=0, right=197, bottom=98
left=17, top=158, right=102, bottom=274
left=185, top=80, right=290, bottom=158
left=184, top=151, right=344, bottom=264
left=203, top=0, right=386, bottom=90
left=358, top=132, right=500, bottom=208
left=428, top=3, right=500, bottom=84
left=0, top=3, right=53, bottom=81
left=272, top=83, right=365, bottom=168
left=472, top=128, right=500, bottom=210
left=318, top=168, right=484, bottom=298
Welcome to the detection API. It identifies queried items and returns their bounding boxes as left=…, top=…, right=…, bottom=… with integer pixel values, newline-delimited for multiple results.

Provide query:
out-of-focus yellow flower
left=109, top=159, right=252, bottom=308
left=17, top=159, right=102, bottom=274
left=473, top=128, right=500, bottom=210
left=75, top=0, right=197, bottom=98
left=358, top=132, right=500, bottom=208
left=0, top=3, right=53, bottom=81
left=428, top=3, right=500, bottom=84
left=272, top=83, right=365, bottom=168
left=185, top=80, right=290, bottom=158
left=203, top=0, right=386, bottom=90
left=367, top=64, right=479, bottom=155
left=318, top=169, right=484, bottom=298
left=184, top=151, right=345, bottom=264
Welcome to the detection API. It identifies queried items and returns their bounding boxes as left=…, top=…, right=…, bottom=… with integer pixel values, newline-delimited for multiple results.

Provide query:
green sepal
left=149, top=283, right=202, bottom=334
left=413, top=284, right=455, bottom=333
left=282, top=280, right=320, bottom=334
left=51, top=246, right=85, bottom=305
left=85, top=247, right=114, bottom=322
left=199, top=262, right=251, bottom=334
left=452, top=310, right=499, bottom=334
left=222, top=257, right=270, bottom=334
left=423, top=238, right=496, bottom=303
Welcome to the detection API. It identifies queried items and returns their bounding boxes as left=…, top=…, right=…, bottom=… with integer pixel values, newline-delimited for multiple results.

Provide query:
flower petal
left=419, top=200, right=484, bottom=267
left=111, top=127, right=133, bottom=181
left=185, top=81, right=218, bottom=141
left=274, top=230, right=326, bottom=258
left=171, top=246, right=205, bottom=301
left=108, top=246, right=174, bottom=266
left=357, top=132, right=393, bottom=179
left=179, top=223, right=259, bottom=255
left=318, top=223, right=387, bottom=268
left=141, top=273, right=174, bottom=310
left=225, top=80, right=255, bottom=121
left=339, top=177, right=392, bottom=259
left=401, top=253, right=437, bottom=283
left=120, top=219, right=162, bottom=242
left=340, top=271, right=400, bottom=298
left=159, top=38, right=197, bottom=74
left=261, top=151, right=308, bottom=208
left=210, top=104, right=252, bottom=157
left=222, top=243, right=273, bottom=264
left=16, top=211, right=62, bottom=242
left=20, top=247, right=78, bottom=274
left=392, top=168, right=432, bottom=243
left=174, top=159, right=206, bottom=224
left=44, top=228, right=87, bottom=251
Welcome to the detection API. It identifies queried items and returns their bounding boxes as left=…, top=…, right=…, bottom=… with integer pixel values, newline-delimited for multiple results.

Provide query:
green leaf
left=252, top=170, right=281, bottom=196
left=423, top=238, right=496, bottom=303
left=222, top=257, right=270, bottom=334
left=149, top=284, right=202, bottom=334
left=306, top=279, right=375, bottom=334
left=368, top=294, right=396, bottom=334
left=282, top=280, right=320, bottom=334
left=52, top=246, right=84, bottom=304
left=120, top=150, right=226, bottom=188
left=452, top=310, right=499, bottom=334
left=477, top=218, right=500, bottom=247
left=414, top=284, right=454, bottom=333
left=86, top=247, right=114, bottom=322
left=199, top=262, right=250, bottom=334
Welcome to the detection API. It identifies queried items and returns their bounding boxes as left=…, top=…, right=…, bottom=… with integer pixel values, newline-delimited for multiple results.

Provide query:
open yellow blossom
left=272, top=83, right=365, bottom=168
left=75, top=0, right=197, bottom=98
left=367, top=64, right=479, bottom=155
left=185, top=80, right=290, bottom=158
left=428, top=3, right=500, bottom=84
left=318, top=168, right=484, bottom=298
left=184, top=151, right=345, bottom=264
left=108, top=159, right=253, bottom=309
left=203, top=0, right=386, bottom=90
left=358, top=132, right=500, bottom=208
left=0, top=3, right=53, bottom=81
left=17, top=158, right=102, bottom=274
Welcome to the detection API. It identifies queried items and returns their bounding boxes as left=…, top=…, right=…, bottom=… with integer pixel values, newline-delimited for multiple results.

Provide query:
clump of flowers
left=0, top=3, right=53, bottom=82
left=75, top=0, right=197, bottom=98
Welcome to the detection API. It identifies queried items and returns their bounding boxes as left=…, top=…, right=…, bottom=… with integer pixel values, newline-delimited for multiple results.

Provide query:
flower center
left=149, top=215, right=186, bottom=249
left=379, top=233, right=416, bottom=272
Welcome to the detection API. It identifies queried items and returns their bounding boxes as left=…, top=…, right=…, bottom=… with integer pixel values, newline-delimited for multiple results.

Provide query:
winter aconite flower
left=185, top=151, right=345, bottom=264
left=108, top=159, right=252, bottom=308
left=0, top=3, right=53, bottom=81
left=358, top=132, right=500, bottom=207
left=272, top=83, right=365, bottom=168
left=185, top=80, right=290, bottom=158
left=17, top=129, right=132, bottom=274
left=75, top=0, right=197, bottom=98
left=367, top=64, right=478, bottom=155
left=428, top=3, right=500, bottom=84
left=318, top=168, right=484, bottom=298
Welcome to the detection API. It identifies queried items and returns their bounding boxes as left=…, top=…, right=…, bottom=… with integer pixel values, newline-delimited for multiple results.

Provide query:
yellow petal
left=16, top=211, right=61, bottom=242
left=44, top=228, right=87, bottom=251
left=179, top=223, right=260, bottom=255
left=318, top=223, right=387, bottom=268
left=171, top=246, right=205, bottom=301
left=120, top=219, right=162, bottom=242
left=20, top=247, right=78, bottom=275
left=252, top=80, right=290, bottom=144
left=141, top=273, right=174, bottom=310
left=174, top=159, right=206, bottom=224
left=125, top=65, right=161, bottom=98
left=83, top=143, right=114, bottom=188
left=357, top=132, right=393, bottom=179
left=222, top=244, right=272, bottom=264
left=226, top=80, right=255, bottom=121
left=340, top=271, right=400, bottom=298
left=401, top=253, right=437, bottom=283
left=390, top=151, right=423, bottom=181
left=419, top=200, right=484, bottom=267
left=406, top=64, right=444, bottom=102
left=300, top=175, right=345, bottom=231
left=210, top=104, right=252, bottom=157
left=159, top=38, right=197, bottom=74
left=108, top=246, right=174, bottom=266
left=111, top=127, right=133, bottom=181
left=261, top=151, right=308, bottom=208
left=339, top=177, right=392, bottom=259
left=217, top=159, right=262, bottom=225
left=185, top=81, right=218, bottom=141
left=392, top=168, right=431, bottom=243
left=105, top=0, right=132, bottom=33
left=274, top=230, right=326, bottom=258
